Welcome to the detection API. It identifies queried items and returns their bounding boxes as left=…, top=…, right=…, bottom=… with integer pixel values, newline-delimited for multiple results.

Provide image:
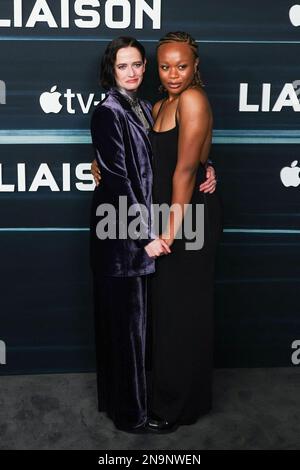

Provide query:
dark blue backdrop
left=1, top=0, right=300, bottom=374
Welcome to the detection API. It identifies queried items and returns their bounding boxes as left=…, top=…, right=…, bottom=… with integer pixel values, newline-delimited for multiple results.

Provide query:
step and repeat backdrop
left=1, top=0, right=300, bottom=373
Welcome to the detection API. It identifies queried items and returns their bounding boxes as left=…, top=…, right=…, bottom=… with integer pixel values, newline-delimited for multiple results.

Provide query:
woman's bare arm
left=161, top=88, right=213, bottom=246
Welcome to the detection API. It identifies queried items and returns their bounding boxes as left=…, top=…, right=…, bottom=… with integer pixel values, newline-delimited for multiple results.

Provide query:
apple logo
left=280, top=160, right=300, bottom=187
left=289, top=4, right=300, bottom=26
left=39, top=85, right=62, bottom=114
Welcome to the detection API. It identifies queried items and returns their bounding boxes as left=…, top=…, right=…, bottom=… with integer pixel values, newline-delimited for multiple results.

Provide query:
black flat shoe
left=146, top=415, right=179, bottom=434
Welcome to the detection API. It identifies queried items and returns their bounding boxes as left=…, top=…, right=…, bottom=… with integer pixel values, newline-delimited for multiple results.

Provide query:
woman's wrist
left=160, top=234, right=174, bottom=247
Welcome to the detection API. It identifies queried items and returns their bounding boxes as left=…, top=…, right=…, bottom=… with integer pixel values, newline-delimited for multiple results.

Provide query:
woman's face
left=114, top=46, right=146, bottom=92
left=157, top=42, right=198, bottom=96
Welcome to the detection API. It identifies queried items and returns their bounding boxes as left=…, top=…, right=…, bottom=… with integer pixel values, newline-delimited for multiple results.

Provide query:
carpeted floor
left=0, top=367, right=299, bottom=450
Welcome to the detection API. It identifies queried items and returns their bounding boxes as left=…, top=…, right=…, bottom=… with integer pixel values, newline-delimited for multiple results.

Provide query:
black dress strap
left=175, top=97, right=180, bottom=127
left=156, top=98, right=167, bottom=119
left=155, top=97, right=180, bottom=128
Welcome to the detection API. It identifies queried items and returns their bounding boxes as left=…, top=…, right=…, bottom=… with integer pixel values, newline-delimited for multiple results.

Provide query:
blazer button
left=142, top=173, right=147, bottom=178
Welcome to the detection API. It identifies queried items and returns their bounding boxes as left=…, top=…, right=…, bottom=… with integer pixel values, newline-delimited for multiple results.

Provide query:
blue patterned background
left=1, top=0, right=300, bottom=373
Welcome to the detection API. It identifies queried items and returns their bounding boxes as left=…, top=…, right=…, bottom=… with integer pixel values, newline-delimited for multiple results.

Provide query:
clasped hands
left=144, top=235, right=172, bottom=259
left=90, top=159, right=217, bottom=259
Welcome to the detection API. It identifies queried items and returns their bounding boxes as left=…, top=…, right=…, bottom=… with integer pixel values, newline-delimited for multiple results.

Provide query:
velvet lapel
left=108, top=88, right=153, bottom=141
left=139, top=100, right=154, bottom=128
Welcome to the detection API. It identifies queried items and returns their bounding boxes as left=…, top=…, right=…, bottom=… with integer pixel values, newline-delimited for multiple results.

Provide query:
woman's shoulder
left=92, top=95, right=125, bottom=123
left=178, top=87, right=212, bottom=121
left=179, top=86, right=209, bottom=108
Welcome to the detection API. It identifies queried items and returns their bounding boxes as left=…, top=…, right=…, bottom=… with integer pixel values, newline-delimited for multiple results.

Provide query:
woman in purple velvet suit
left=90, top=37, right=170, bottom=433
left=90, top=36, right=217, bottom=433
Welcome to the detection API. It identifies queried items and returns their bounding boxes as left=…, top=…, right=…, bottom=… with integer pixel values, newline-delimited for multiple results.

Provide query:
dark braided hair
left=157, top=31, right=205, bottom=91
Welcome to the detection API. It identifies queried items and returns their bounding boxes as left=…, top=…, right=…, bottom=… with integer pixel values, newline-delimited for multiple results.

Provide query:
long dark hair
left=100, top=37, right=146, bottom=90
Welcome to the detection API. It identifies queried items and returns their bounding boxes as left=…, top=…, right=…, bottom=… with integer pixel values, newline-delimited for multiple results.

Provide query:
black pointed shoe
left=146, top=414, right=179, bottom=434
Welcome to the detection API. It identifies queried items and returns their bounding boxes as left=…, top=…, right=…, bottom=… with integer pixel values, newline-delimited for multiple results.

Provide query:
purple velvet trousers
left=93, top=274, right=148, bottom=430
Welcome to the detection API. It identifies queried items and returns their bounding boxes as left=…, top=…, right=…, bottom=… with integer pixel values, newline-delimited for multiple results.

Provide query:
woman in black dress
left=147, top=32, right=222, bottom=432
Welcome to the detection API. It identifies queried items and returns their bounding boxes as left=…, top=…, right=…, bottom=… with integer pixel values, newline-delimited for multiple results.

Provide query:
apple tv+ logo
left=280, top=161, right=300, bottom=188
left=289, top=4, right=300, bottom=26
left=39, top=85, right=105, bottom=114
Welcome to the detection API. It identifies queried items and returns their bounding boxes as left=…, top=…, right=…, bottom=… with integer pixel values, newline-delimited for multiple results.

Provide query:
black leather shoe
left=146, top=415, right=179, bottom=434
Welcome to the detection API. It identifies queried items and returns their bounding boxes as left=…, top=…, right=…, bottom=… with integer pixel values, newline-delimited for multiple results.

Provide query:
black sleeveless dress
left=148, top=120, right=222, bottom=425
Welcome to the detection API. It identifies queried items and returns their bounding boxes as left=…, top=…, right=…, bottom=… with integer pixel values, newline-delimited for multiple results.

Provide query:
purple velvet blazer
left=90, top=88, right=155, bottom=277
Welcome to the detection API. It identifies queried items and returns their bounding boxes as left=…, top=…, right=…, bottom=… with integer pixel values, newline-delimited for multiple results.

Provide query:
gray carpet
left=0, top=368, right=299, bottom=450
